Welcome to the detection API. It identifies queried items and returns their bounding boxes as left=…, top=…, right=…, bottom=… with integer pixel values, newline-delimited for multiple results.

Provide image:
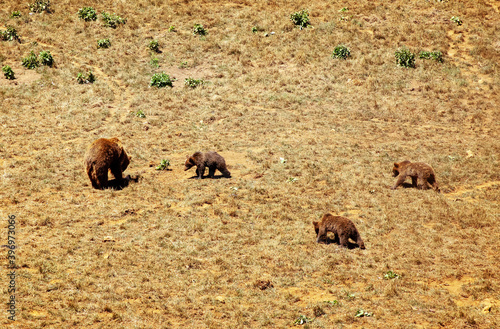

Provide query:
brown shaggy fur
left=313, top=214, right=365, bottom=249
left=84, top=138, right=131, bottom=189
left=391, top=160, right=439, bottom=192
left=184, top=151, right=231, bottom=179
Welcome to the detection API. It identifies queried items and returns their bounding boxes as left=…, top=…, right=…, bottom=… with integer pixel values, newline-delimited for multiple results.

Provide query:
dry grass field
left=1, top=0, right=499, bottom=327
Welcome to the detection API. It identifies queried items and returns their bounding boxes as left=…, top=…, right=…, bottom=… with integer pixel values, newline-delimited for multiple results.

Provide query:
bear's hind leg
left=208, top=165, right=216, bottom=178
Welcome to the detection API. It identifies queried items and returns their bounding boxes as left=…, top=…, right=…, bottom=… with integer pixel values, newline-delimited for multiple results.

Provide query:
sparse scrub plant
left=10, top=11, right=21, bottom=18
left=28, top=0, right=50, bottom=13
left=193, top=24, right=207, bottom=36
left=184, top=77, right=205, bottom=88
left=355, top=309, right=373, bottom=317
left=149, top=56, right=159, bottom=68
left=293, top=314, right=312, bottom=325
left=97, top=38, right=111, bottom=49
left=332, top=45, right=351, bottom=60
left=156, top=159, right=171, bottom=170
left=101, top=12, right=127, bottom=28
left=148, top=40, right=160, bottom=53
left=22, top=51, right=39, bottom=69
left=77, top=71, right=95, bottom=84
left=2, top=65, right=15, bottom=80
left=150, top=72, right=174, bottom=88
left=383, top=271, right=401, bottom=280
left=168, top=25, right=176, bottom=32
left=38, top=50, right=54, bottom=67
left=2, top=26, right=20, bottom=42
left=419, top=50, right=443, bottom=63
left=135, top=110, right=146, bottom=118
left=78, top=7, right=97, bottom=21
left=451, top=16, right=462, bottom=26
left=395, top=47, right=415, bottom=68
left=290, top=9, right=310, bottom=29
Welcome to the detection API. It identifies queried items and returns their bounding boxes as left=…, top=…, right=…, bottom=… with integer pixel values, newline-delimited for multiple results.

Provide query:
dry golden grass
left=0, top=0, right=499, bottom=328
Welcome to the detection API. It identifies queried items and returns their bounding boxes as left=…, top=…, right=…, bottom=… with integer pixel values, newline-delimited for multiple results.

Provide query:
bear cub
left=184, top=151, right=231, bottom=179
left=84, top=137, right=131, bottom=189
left=391, top=160, right=439, bottom=192
left=313, top=214, right=365, bottom=249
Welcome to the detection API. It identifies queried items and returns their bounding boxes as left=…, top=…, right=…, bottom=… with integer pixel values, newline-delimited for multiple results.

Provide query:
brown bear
left=184, top=151, right=231, bottom=179
left=84, top=137, right=131, bottom=189
left=391, top=160, right=439, bottom=192
left=313, top=214, right=365, bottom=249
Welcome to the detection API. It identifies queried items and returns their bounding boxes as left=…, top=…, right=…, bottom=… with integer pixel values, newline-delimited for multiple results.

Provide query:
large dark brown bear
left=313, top=214, right=365, bottom=249
left=184, top=151, right=231, bottom=179
left=391, top=160, right=439, bottom=192
left=84, top=137, right=131, bottom=189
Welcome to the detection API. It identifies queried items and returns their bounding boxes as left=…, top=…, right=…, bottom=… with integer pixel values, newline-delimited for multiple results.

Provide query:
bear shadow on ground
left=188, top=174, right=230, bottom=180
left=401, top=182, right=416, bottom=189
left=322, top=237, right=363, bottom=249
left=107, top=175, right=140, bottom=190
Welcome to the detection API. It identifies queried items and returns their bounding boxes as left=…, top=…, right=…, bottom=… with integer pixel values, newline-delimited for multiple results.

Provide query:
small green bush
left=169, top=25, right=176, bottom=32
left=419, top=50, right=443, bottom=63
left=78, top=7, right=97, bottom=21
left=10, top=11, right=21, bottom=18
left=150, top=72, right=174, bottom=88
left=451, top=16, right=462, bottom=26
left=193, top=24, right=207, bottom=36
left=156, top=159, right=171, bottom=170
left=184, top=77, right=205, bottom=88
left=38, top=50, right=54, bottom=67
left=101, top=12, right=127, bottom=28
left=22, top=51, right=39, bottom=69
left=97, top=38, right=111, bottom=49
left=77, top=71, right=96, bottom=84
left=136, top=110, right=146, bottom=118
left=28, top=0, right=50, bottom=13
left=2, top=65, right=15, bottom=80
left=332, top=45, right=351, bottom=60
left=2, top=26, right=20, bottom=42
left=395, top=47, right=415, bottom=68
left=148, top=40, right=160, bottom=53
left=290, top=9, right=310, bottom=29
left=383, top=271, right=400, bottom=280
left=150, top=56, right=159, bottom=68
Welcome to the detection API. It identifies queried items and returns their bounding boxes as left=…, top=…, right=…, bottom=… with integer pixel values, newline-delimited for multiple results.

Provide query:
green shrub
left=136, top=110, right=146, bottom=118
left=331, top=45, right=351, bottom=60
left=383, top=271, right=400, bottom=280
left=156, top=159, right=171, bottom=170
left=150, top=72, right=174, bottom=88
left=451, top=16, right=462, bottom=26
left=78, top=7, right=97, bottom=21
left=193, top=24, right=207, bottom=36
left=77, top=71, right=96, bottom=84
left=2, top=26, right=20, bottom=42
left=290, top=9, right=310, bottom=29
left=38, top=50, right=54, bottom=67
left=97, top=38, right=111, bottom=49
left=2, top=65, right=15, bottom=80
left=10, top=11, right=21, bottom=18
left=169, top=25, right=176, bottom=32
left=149, top=56, right=159, bottom=68
left=395, top=47, right=415, bottom=68
left=28, top=0, right=50, bottom=13
left=184, top=77, right=205, bottom=88
left=419, top=50, right=443, bottom=63
left=148, top=40, right=160, bottom=53
left=22, top=51, right=39, bottom=69
left=101, top=12, right=127, bottom=28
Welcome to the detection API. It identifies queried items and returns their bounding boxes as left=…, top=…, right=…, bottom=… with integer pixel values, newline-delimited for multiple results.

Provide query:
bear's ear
left=312, top=221, right=318, bottom=228
left=393, top=162, right=399, bottom=167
